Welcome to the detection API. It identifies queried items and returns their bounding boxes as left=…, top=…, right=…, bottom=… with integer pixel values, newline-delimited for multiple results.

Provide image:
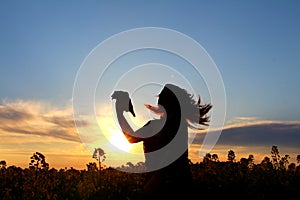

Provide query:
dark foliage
left=1, top=148, right=299, bottom=200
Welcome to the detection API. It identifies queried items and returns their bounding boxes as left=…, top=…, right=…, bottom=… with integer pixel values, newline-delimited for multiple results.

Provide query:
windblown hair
left=164, top=84, right=212, bottom=130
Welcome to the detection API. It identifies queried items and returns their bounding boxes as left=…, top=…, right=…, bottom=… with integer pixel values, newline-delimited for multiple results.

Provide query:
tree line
left=0, top=145, right=299, bottom=199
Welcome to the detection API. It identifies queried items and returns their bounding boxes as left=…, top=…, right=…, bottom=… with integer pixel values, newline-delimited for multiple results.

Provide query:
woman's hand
left=111, top=91, right=136, bottom=116
left=111, top=91, right=138, bottom=143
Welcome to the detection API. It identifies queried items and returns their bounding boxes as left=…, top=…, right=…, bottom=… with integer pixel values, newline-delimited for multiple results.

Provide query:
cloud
left=0, top=99, right=90, bottom=143
left=192, top=119, right=300, bottom=148
left=0, top=103, right=33, bottom=122
left=0, top=99, right=147, bottom=168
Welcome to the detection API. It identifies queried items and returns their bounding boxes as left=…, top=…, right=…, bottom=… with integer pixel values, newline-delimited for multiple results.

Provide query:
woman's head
left=157, top=84, right=180, bottom=113
left=146, top=83, right=212, bottom=129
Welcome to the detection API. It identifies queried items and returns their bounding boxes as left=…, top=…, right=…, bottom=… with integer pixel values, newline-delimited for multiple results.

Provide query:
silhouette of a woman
left=112, top=83, right=212, bottom=198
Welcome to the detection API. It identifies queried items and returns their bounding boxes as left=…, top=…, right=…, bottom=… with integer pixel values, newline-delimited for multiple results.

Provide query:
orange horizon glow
left=0, top=99, right=299, bottom=170
left=2, top=144, right=299, bottom=170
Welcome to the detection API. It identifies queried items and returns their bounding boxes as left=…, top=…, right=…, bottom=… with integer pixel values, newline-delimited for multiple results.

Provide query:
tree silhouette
left=260, top=156, right=273, bottom=171
left=0, top=160, right=6, bottom=169
left=87, top=162, right=98, bottom=172
left=203, top=153, right=212, bottom=163
left=288, top=163, right=296, bottom=172
left=227, top=149, right=236, bottom=162
left=239, top=157, right=249, bottom=166
left=29, top=152, right=49, bottom=171
left=271, top=145, right=280, bottom=170
left=92, top=148, right=106, bottom=171
left=297, top=154, right=300, bottom=164
left=279, top=154, right=290, bottom=170
left=248, top=154, right=254, bottom=168
left=211, top=154, right=219, bottom=162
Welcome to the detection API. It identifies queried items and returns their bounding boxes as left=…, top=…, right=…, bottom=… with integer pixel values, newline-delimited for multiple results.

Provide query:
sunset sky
left=1, top=0, right=300, bottom=170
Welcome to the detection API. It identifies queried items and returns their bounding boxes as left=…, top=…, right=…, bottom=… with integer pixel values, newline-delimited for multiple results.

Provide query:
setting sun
left=108, top=129, right=132, bottom=152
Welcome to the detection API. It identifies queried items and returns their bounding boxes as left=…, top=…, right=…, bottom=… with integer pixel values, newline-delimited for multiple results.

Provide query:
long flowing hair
left=145, top=84, right=212, bottom=130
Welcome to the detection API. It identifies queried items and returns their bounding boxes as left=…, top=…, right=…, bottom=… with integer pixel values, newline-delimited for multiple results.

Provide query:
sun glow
left=108, top=129, right=132, bottom=152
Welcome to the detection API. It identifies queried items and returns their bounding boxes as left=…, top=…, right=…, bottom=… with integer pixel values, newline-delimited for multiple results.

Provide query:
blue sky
left=0, top=0, right=300, bottom=168
left=1, top=0, right=299, bottom=120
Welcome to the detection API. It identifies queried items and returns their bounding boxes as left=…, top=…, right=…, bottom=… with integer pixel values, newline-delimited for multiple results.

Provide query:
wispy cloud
left=192, top=118, right=300, bottom=148
left=0, top=102, right=33, bottom=122
left=187, top=118, right=300, bottom=163
left=0, top=99, right=89, bottom=143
